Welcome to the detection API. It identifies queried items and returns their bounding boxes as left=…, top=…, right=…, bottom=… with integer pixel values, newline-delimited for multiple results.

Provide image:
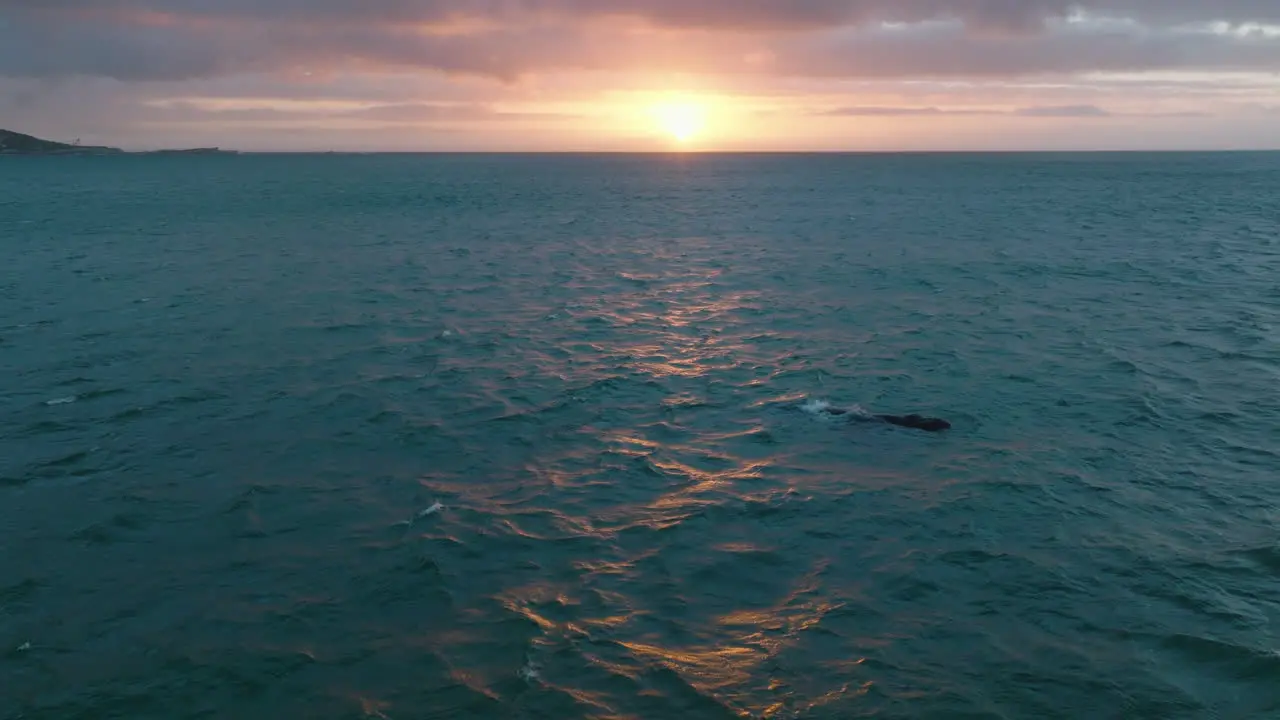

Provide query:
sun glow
left=650, top=98, right=708, bottom=145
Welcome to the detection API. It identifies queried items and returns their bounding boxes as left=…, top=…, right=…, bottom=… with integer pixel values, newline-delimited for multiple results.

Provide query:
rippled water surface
left=3, top=153, right=1280, bottom=719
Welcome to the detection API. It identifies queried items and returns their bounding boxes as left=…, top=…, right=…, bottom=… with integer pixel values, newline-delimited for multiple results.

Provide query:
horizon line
left=97, top=147, right=1280, bottom=156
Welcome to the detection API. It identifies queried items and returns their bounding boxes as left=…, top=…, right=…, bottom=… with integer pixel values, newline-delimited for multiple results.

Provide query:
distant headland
left=0, top=128, right=237, bottom=156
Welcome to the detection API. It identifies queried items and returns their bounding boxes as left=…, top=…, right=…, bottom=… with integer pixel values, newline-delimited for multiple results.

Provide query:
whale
left=874, top=413, right=952, bottom=432
left=820, top=406, right=952, bottom=432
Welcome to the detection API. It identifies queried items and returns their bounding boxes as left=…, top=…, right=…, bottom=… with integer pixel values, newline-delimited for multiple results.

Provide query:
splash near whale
left=802, top=400, right=952, bottom=432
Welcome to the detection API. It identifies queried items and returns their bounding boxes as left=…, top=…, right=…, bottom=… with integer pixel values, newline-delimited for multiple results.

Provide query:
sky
left=1, top=1, right=1278, bottom=151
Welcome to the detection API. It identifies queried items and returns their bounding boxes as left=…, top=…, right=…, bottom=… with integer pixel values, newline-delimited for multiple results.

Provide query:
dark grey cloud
left=821, top=104, right=1114, bottom=116
left=139, top=101, right=573, bottom=123
left=818, top=103, right=1222, bottom=118
left=771, top=21, right=1280, bottom=78
left=0, top=1, right=1278, bottom=82
left=8, top=1, right=1280, bottom=29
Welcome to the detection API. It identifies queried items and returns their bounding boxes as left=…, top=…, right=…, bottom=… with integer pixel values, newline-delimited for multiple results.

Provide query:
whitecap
left=800, top=398, right=832, bottom=415
left=843, top=403, right=874, bottom=419
left=45, top=396, right=77, bottom=406
left=801, top=398, right=873, bottom=420
left=416, top=502, right=444, bottom=519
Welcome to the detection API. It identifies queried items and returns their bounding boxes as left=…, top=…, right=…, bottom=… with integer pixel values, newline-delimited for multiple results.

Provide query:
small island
left=0, top=128, right=237, bottom=156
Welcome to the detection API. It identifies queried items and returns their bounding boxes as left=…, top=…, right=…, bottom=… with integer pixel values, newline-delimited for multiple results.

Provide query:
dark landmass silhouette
left=0, top=128, right=121, bottom=155
left=0, top=128, right=235, bottom=155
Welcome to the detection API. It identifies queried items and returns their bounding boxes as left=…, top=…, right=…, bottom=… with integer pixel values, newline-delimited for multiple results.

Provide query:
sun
left=650, top=99, right=708, bottom=145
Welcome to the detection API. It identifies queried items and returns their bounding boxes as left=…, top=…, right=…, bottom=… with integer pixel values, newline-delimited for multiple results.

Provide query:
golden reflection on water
left=615, top=589, right=855, bottom=717
left=587, top=267, right=758, bottom=381
left=492, top=549, right=859, bottom=716
left=644, top=456, right=773, bottom=516
left=475, top=254, right=863, bottom=716
left=618, top=641, right=764, bottom=691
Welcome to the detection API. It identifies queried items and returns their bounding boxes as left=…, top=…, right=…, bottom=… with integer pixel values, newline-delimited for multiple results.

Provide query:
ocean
left=1, top=152, right=1278, bottom=719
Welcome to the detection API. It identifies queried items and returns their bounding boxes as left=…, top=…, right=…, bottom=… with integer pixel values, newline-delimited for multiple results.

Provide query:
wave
left=800, top=398, right=873, bottom=420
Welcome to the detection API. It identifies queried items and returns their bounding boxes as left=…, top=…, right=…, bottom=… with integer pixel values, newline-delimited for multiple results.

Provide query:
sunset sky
left=2, top=1, right=1278, bottom=151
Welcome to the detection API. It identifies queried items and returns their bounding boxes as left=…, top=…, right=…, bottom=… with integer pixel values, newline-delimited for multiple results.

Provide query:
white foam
left=801, top=398, right=873, bottom=420
left=844, top=403, right=874, bottom=419
left=518, top=660, right=540, bottom=682
left=800, top=399, right=832, bottom=415
left=416, top=502, right=444, bottom=519
left=45, top=396, right=77, bottom=406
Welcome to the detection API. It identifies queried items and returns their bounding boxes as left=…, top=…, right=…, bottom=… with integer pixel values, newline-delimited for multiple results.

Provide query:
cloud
left=339, top=103, right=578, bottom=122
left=819, top=104, right=1176, bottom=118
left=819, top=105, right=989, bottom=116
left=0, top=1, right=1085, bottom=32
left=818, top=101, right=1226, bottom=120
left=0, top=1, right=1278, bottom=83
left=1014, top=104, right=1110, bottom=116
left=770, top=21, right=1280, bottom=79
left=132, top=99, right=577, bottom=123
left=7, top=1, right=1280, bottom=30
left=0, top=1, right=1275, bottom=150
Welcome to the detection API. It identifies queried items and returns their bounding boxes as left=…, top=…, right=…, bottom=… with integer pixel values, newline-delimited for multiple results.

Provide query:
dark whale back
left=805, top=402, right=952, bottom=433
left=876, top=414, right=952, bottom=432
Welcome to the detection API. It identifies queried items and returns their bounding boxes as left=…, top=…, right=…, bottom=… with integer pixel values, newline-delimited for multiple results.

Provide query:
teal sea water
left=2, top=152, right=1278, bottom=719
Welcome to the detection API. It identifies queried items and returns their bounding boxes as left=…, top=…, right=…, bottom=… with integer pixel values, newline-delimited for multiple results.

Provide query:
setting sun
left=651, top=99, right=708, bottom=145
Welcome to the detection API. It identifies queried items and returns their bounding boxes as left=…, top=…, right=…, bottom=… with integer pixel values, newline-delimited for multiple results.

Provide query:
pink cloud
left=1, top=0, right=1277, bottom=150
left=0, top=1, right=1278, bottom=82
